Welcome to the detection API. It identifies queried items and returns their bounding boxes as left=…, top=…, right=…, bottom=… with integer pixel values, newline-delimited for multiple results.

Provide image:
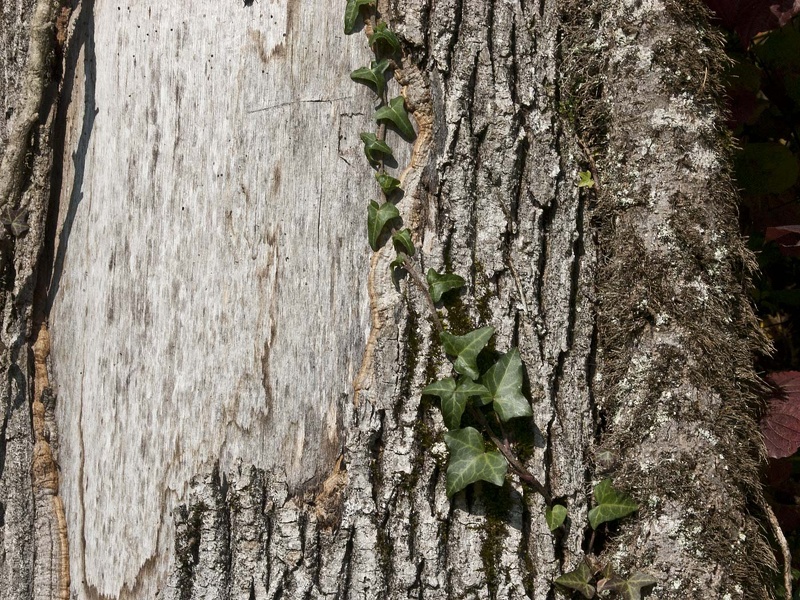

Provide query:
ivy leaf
left=375, top=172, right=402, bottom=195
left=423, top=377, right=490, bottom=429
left=374, top=96, right=416, bottom=140
left=1, top=207, right=29, bottom=237
left=344, top=0, right=374, bottom=35
left=577, top=170, right=595, bottom=188
left=390, top=252, right=407, bottom=271
left=597, top=572, right=657, bottom=600
left=554, top=558, right=595, bottom=599
left=481, top=348, right=532, bottom=422
left=426, top=268, right=466, bottom=303
left=440, top=326, right=495, bottom=381
left=392, top=228, right=415, bottom=256
left=588, top=479, right=638, bottom=529
left=350, top=59, right=391, bottom=96
left=545, top=504, right=568, bottom=531
left=367, top=200, right=400, bottom=251
left=360, top=132, right=393, bottom=165
left=444, top=427, right=507, bottom=496
left=368, top=22, right=401, bottom=55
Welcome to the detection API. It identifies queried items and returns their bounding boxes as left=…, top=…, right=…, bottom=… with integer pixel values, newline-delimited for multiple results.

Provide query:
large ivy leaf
left=426, top=268, right=466, bottom=303
left=481, top=348, right=532, bottom=422
left=440, top=326, right=495, bottom=381
left=444, top=427, right=507, bottom=496
left=1, top=207, right=29, bottom=237
left=374, top=96, right=416, bottom=140
left=423, top=377, right=490, bottom=429
left=761, top=371, right=800, bottom=458
left=545, top=504, right=568, bottom=531
left=350, top=59, right=391, bottom=96
left=588, top=479, right=638, bottom=529
left=597, top=572, right=657, bottom=600
left=368, top=22, right=401, bottom=54
left=367, top=200, right=400, bottom=251
left=360, top=132, right=394, bottom=164
left=554, top=559, right=595, bottom=599
left=343, top=0, right=374, bottom=34
left=375, top=172, right=401, bottom=195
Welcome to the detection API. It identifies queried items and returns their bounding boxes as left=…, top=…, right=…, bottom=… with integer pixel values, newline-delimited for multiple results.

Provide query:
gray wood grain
left=47, top=1, right=401, bottom=596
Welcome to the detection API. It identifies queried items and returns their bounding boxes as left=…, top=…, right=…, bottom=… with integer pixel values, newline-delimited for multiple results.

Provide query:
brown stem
left=469, top=406, right=551, bottom=504
left=401, top=254, right=443, bottom=333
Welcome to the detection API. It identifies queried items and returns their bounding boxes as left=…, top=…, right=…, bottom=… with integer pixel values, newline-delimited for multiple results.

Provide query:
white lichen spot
left=655, top=312, right=670, bottom=326
left=738, top=532, right=747, bottom=542
left=672, top=578, right=683, bottom=590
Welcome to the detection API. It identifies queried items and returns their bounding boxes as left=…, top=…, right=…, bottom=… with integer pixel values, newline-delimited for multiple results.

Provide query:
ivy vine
left=344, top=1, right=655, bottom=596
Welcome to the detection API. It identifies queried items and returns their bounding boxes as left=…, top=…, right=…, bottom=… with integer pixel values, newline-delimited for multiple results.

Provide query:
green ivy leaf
left=374, top=96, right=416, bottom=140
left=444, top=427, right=507, bottom=496
left=423, top=377, right=490, bottom=429
left=350, top=59, right=391, bottom=96
left=426, top=268, right=466, bottom=303
left=545, top=504, right=568, bottom=531
left=440, top=326, right=495, bottom=381
left=588, top=479, right=638, bottom=529
left=577, top=170, right=595, bottom=188
left=734, top=142, right=799, bottom=195
left=344, top=0, right=374, bottom=34
left=375, top=172, right=402, bottom=195
left=597, top=572, right=657, bottom=600
left=391, top=228, right=415, bottom=256
left=368, top=22, right=400, bottom=55
left=390, top=252, right=407, bottom=271
left=367, top=200, right=400, bottom=251
left=554, top=559, right=595, bottom=599
left=481, top=348, right=531, bottom=422
left=360, top=132, right=394, bottom=165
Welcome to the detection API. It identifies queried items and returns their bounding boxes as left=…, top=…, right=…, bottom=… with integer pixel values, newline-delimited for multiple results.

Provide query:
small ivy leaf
left=423, top=377, right=490, bottom=429
left=444, top=426, right=507, bottom=496
left=375, top=172, right=402, bottom=195
left=367, top=200, right=400, bottom=251
left=426, top=268, right=466, bottom=303
left=554, top=559, right=595, bottom=599
left=392, top=228, right=415, bottom=256
left=577, top=170, right=595, bottom=188
left=545, top=504, right=568, bottom=531
left=598, top=572, right=657, bottom=600
left=440, top=326, right=495, bottom=381
left=344, top=0, right=374, bottom=35
left=588, top=479, right=638, bottom=529
left=594, top=449, right=617, bottom=471
left=390, top=252, right=407, bottom=271
left=481, top=348, right=532, bottom=422
left=374, top=96, right=416, bottom=140
left=368, top=22, right=401, bottom=55
left=350, top=59, right=391, bottom=96
left=1, top=207, right=29, bottom=237
left=360, top=132, right=394, bottom=165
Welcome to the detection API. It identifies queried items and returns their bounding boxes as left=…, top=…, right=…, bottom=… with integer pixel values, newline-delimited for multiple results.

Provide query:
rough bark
left=0, top=0, right=776, bottom=599
left=0, top=1, right=71, bottom=599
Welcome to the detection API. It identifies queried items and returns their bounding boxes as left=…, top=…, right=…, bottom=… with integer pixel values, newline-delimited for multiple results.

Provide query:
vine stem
left=468, top=406, right=551, bottom=504
left=401, top=253, right=443, bottom=333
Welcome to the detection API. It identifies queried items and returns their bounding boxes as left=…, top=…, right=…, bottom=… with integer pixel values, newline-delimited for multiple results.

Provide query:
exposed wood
left=47, top=0, right=383, bottom=597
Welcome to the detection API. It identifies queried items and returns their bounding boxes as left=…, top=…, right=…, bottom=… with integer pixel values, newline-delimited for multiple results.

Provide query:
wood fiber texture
left=47, top=0, right=379, bottom=597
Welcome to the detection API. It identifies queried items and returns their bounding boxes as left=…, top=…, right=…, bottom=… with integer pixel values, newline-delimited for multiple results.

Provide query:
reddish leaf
left=761, top=371, right=800, bottom=457
left=765, top=225, right=800, bottom=256
left=703, top=0, right=800, bottom=45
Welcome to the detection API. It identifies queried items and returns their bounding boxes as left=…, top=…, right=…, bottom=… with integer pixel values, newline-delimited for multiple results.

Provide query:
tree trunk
left=0, top=0, right=776, bottom=599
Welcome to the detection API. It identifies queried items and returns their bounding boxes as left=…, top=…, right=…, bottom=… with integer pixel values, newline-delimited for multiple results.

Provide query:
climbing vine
left=343, top=1, right=652, bottom=596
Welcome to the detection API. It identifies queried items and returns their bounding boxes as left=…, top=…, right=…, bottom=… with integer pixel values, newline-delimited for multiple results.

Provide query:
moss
left=479, top=483, right=513, bottom=599
left=173, top=501, right=206, bottom=600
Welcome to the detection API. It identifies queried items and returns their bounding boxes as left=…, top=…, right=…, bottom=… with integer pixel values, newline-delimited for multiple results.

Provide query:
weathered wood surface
left=48, top=1, right=385, bottom=597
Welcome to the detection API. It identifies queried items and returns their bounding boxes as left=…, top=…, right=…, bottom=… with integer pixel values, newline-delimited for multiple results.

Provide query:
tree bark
left=0, top=0, right=775, bottom=599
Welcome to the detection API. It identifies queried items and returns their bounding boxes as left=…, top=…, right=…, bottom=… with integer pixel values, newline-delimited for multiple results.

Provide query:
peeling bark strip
left=563, top=0, right=775, bottom=597
left=0, top=1, right=70, bottom=600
